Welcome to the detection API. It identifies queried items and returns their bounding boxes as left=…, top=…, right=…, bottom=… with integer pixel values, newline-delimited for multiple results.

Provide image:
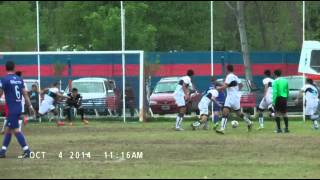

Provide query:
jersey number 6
left=15, top=85, right=21, bottom=100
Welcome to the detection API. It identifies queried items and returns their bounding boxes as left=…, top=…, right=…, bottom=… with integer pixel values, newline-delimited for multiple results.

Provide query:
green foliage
left=0, top=1, right=312, bottom=52
left=0, top=1, right=36, bottom=51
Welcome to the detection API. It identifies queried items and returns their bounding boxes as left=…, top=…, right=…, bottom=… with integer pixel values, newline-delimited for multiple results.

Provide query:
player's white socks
left=176, top=116, right=183, bottom=129
left=259, top=117, right=264, bottom=128
left=18, top=120, right=23, bottom=132
left=1, top=119, right=7, bottom=132
left=314, top=120, right=319, bottom=128
left=220, top=117, right=228, bottom=131
left=243, top=116, right=252, bottom=125
left=22, top=146, right=29, bottom=151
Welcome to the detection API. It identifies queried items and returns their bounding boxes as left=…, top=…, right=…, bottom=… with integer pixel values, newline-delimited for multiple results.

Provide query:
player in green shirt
left=272, top=69, right=290, bottom=133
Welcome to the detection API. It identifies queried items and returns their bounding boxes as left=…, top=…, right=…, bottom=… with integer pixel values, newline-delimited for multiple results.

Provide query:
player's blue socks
left=213, top=114, right=219, bottom=124
left=14, top=132, right=29, bottom=152
left=2, top=133, right=12, bottom=152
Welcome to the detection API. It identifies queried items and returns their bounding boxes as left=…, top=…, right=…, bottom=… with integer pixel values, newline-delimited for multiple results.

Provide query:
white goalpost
left=0, top=51, right=145, bottom=123
left=210, top=1, right=215, bottom=123
left=302, top=1, right=306, bottom=122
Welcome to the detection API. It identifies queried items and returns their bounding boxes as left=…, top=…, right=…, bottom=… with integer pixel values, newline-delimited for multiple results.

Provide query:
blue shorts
left=6, top=113, right=21, bottom=129
left=213, top=101, right=224, bottom=112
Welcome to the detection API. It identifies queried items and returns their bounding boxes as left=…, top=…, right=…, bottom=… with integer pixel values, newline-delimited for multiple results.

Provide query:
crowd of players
left=0, top=60, right=319, bottom=158
left=0, top=61, right=89, bottom=158
left=174, top=64, right=320, bottom=134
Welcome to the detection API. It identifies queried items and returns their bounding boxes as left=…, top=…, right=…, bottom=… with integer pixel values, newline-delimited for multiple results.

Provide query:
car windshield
left=25, top=82, right=38, bottom=91
left=153, top=82, right=177, bottom=93
left=284, top=77, right=304, bottom=90
left=72, top=82, right=105, bottom=93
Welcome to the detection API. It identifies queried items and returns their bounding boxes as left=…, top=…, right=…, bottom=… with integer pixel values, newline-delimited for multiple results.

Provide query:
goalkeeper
left=60, top=88, right=88, bottom=126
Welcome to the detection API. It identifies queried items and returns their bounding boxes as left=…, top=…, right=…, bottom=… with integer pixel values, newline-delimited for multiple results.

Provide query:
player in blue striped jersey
left=0, top=61, right=35, bottom=158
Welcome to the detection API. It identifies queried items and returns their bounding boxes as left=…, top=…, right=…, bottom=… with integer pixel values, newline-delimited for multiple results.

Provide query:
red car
left=149, top=77, right=201, bottom=115
left=0, top=94, right=6, bottom=117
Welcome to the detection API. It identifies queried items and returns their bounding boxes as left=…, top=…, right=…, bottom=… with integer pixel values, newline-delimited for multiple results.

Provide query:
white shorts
left=174, top=94, right=186, bottom=107
left=306, top=103, right=318, bottom=116
left=259, top=96, right=273, bottom=110
left=39, top=101, right=55, bottom=115
left=198, top=103, right=209, bottom=116
left=224, top=95, right=241, bottom=111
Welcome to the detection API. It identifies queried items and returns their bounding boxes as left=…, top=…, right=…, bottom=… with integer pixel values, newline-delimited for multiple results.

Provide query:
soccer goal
left=0, top=51, right=145, bottom=122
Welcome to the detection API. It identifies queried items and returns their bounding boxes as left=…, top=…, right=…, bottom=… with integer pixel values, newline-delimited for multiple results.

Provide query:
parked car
left=149, top=77, right=201, bottom=115
left=282, top=76, right=304, bottom=112
left=216, top=78, right=262, bottom=115
left=64, top=77, right=118, bottom=115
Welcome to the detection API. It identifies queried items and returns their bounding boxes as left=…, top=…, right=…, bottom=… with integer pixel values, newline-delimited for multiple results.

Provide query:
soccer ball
left=231, top=120, right=239, bottom=128
left=191, top=121, right=201, bottom=130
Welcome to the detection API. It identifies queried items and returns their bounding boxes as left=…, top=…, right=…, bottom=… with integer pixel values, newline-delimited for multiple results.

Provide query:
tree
left=0, top=1, right=36, bottom=51
left=0, top=1, right=309, bottom=52
left=225, top=1, right=252, bottom=81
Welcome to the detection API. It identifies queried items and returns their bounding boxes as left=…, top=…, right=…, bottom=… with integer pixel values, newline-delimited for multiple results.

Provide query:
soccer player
left=0, top=61, right=35, bottom=158
left=296, top=78, right=319, bottom=129
left=257, top=70, right=275, bottom=130
left=215, top=64, right=253, bottom=134
left=209, top=78, right=225, bottom=130
left=29, top=84, right=39, bottom=116
left=173, top=69, right=194, bottom=131
left=1, top=71, right=27, bottom=134
left=191, top=83, right=222, bottom=130
left=272, top=69, right=289, bottom=133
left=59, top=88, right=88, bottom=126
left=38, top=82, right=69, bottom=120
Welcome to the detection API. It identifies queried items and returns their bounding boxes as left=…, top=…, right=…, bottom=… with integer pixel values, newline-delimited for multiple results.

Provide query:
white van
left=299, top=41, right=320, bottom=75
left=64, top=77, right=116, bottom=115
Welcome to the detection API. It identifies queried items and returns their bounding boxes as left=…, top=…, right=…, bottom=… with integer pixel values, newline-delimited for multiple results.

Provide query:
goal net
left=0, top=51, right=145, bottom=122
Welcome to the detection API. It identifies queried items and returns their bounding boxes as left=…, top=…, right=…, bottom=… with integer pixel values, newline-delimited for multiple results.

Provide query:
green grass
left=0, top=118, right=319, bottom=179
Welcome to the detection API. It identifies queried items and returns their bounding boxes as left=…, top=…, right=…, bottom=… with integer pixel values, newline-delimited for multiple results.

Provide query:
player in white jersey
left=38, top=82, right=69, bottom=120
left=296, top=78, right=320, bottom=129
left=191, top=84, right=222, bottom=130
left=173, top=70, right=194, bottom=131
left=257, top=70, right=275, bottom=130
left=216, top=65, right=253, bottom=134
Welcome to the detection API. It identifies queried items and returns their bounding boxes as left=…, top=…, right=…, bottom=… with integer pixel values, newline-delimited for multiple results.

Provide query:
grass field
left=0, top=118, right=319, bottom=179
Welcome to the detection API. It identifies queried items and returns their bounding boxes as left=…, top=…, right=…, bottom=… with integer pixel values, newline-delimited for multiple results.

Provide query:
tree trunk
left=236, top=1, right=253, bottom=81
